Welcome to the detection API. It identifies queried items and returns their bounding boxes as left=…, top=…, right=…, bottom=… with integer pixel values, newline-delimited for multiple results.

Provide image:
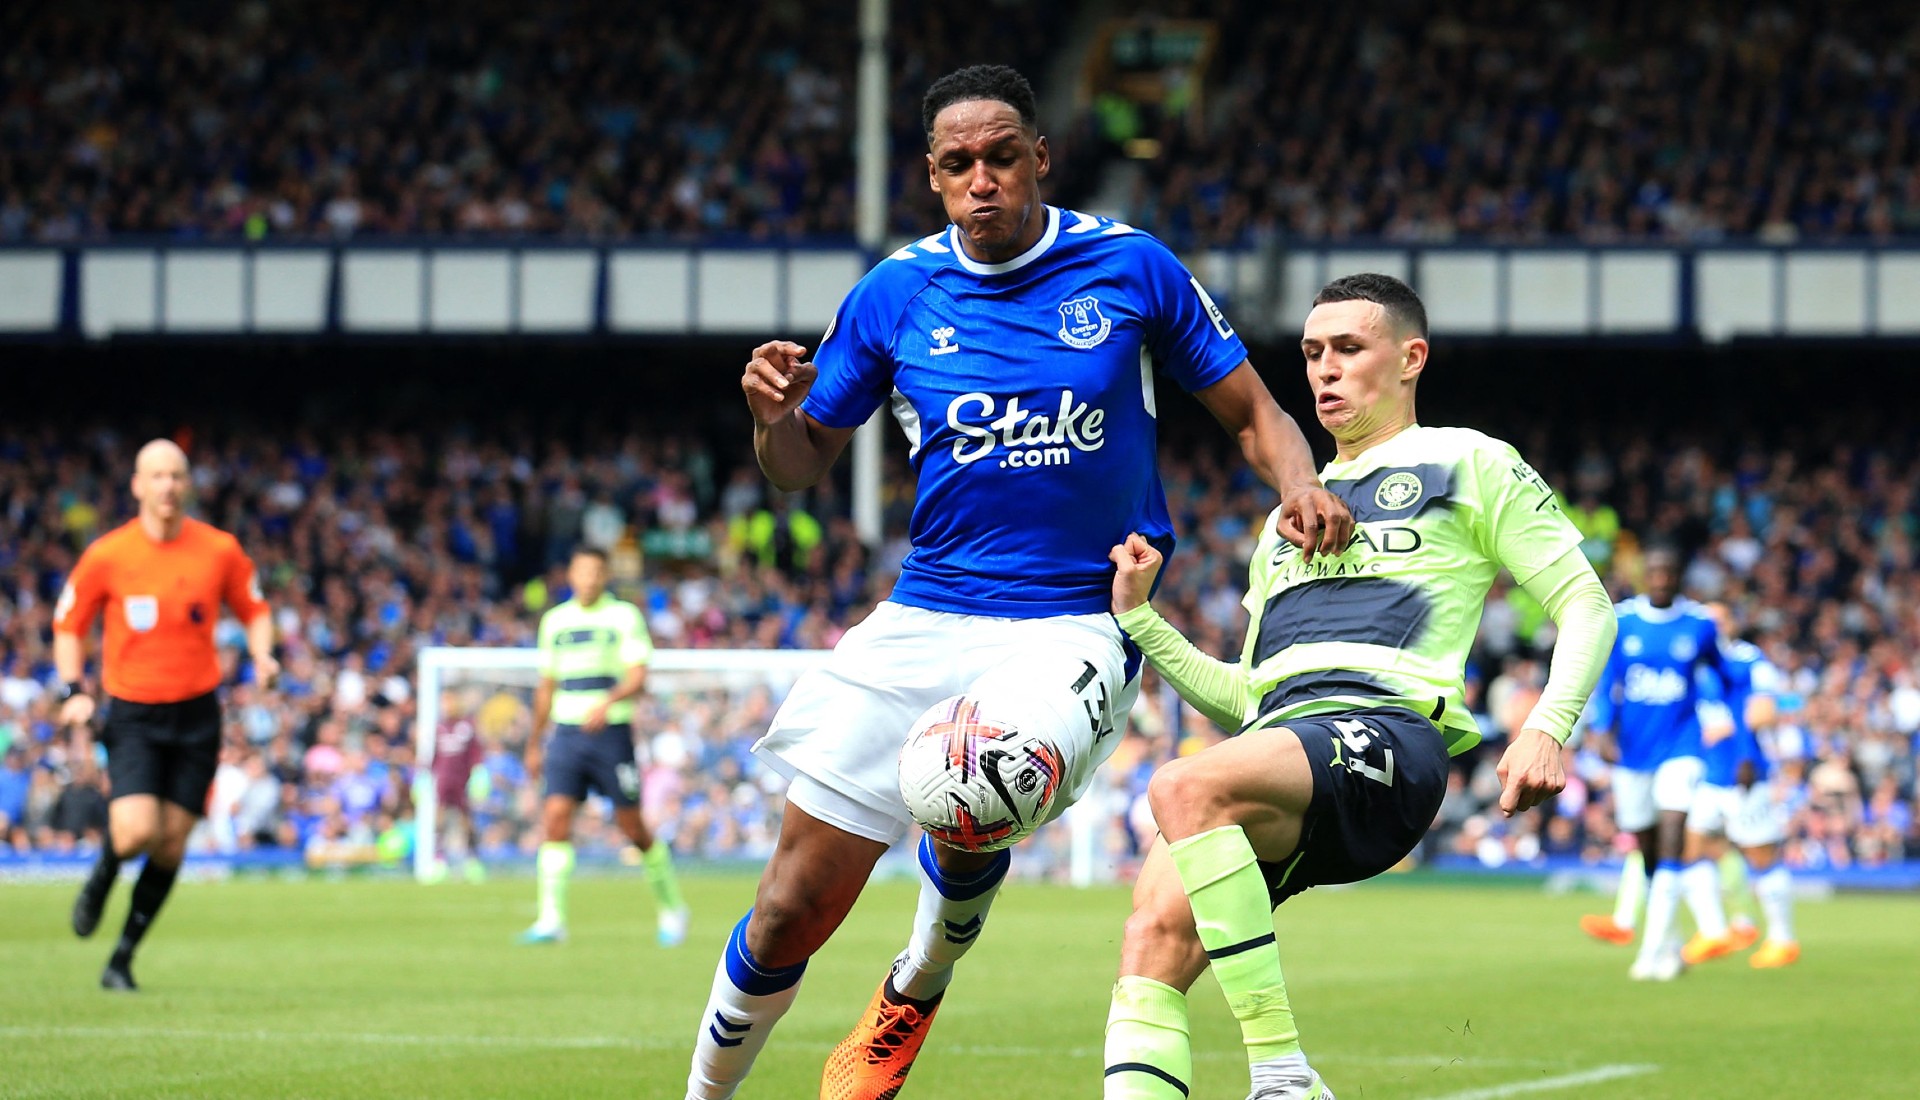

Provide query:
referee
left=53, top=439, right=277, bottom=991
left=519, top=546, right=687, bottom=947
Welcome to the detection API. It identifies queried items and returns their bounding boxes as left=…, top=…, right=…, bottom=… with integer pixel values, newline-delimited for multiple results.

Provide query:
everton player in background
left=686, top=65, right=1351, bottom=1100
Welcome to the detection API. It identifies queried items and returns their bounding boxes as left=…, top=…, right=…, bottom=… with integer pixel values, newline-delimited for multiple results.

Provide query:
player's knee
left=113, top=823, right=158, bottom=858
left=748, top=887, right=842, bottom=964
left=1146, top=757, right=1227, bottom=835
left=1121, top=899, right=1206, bottom=978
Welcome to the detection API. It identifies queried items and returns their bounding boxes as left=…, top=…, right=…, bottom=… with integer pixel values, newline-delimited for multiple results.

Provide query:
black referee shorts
left=100, top=691, right=222, bottom=814
left=1258, top=705, right=1452, bottom=907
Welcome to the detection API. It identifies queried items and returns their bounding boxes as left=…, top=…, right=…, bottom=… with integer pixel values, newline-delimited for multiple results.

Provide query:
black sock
left=110, top=861, right=179, bottom=967
left=85, top=846, right=124, bottom=897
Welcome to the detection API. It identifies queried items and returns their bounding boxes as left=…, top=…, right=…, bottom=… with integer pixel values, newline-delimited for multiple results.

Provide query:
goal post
left=411, top=645, right=1123, bottom=886
left=411, top=646, right=830, bottom=882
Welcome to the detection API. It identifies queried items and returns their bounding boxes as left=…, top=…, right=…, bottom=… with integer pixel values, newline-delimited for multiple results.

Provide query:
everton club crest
left=1057, top=296, right=1112, bottom=349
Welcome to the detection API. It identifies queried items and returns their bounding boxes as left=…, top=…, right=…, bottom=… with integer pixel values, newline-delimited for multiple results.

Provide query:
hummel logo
left=929, top=326, right=959, bottom=356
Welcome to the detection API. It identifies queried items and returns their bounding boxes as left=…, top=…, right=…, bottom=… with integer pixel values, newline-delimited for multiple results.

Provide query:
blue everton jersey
left=1589, top=596, right=1729, bottom=770
left=802, top=206, right=1247, bottom=617
left=1701, top=640, right=1776, bottom=786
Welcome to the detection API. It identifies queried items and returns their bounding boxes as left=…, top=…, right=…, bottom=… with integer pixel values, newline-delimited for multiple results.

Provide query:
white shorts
left=1691, top=782, right=1789, bottom=848
left=1612, top=756, right=1705, bottom=833
left=757, top=601, right=1136, bottom=845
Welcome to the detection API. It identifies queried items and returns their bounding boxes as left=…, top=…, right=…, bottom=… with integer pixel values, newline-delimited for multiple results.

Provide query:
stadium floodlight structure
left=411, top=644, right=1118, bottom=887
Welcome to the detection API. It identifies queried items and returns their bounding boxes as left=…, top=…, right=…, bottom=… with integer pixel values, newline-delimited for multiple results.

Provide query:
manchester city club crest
left=1374, top=471, right=1424, bottom=510
left=1057, top=295, right=1112, bottom=349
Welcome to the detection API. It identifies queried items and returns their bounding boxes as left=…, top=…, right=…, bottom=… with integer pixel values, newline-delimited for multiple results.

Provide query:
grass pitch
left=0, top=869, right=1913, bottom=1098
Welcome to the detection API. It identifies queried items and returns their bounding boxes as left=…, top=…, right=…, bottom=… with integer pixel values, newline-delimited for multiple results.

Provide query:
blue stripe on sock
left=723, top=911, right=806, bottom=997
left=918, top=834, right=1011, bottom=901
left=1656, top=860, right=1684, bottom=873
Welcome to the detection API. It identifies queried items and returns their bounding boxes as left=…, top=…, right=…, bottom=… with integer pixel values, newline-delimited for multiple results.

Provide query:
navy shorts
left=543, top=725, right=639, bottom=807
left=1258, top=705, right=1452, bottom=907
left=100, top=692, right=222, bottom=813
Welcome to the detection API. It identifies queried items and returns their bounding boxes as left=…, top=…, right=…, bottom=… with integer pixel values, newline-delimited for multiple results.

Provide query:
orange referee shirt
left=52, top=517, right=269, bottom=704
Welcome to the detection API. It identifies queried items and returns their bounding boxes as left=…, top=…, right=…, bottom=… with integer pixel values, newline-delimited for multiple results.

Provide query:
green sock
left=536, top=841, right=575, bottom=929
left=1720, top=850, right=1753, bottom=926
left=1103, top=976, right=1192, bottom=1099
left=642, top=842, right=685, bottom=913
left=1168, top=826, right=1302, bottom=1065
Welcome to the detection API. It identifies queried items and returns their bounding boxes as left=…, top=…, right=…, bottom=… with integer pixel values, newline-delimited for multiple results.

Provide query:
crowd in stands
left=0, top=0, right=1077, bottom=243
left=0, top=405, right=1915, bottom=881
left=9, top=2, right=1918, bottom=247
left=1109, top=0, right=1920, bottom=246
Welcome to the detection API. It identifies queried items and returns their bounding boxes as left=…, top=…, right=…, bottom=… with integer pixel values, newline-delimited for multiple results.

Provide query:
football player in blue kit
left=1680, top=604, right=1799, bottom=968
left=685, top=65, right=1352, bottom=1100
left=1581, top=548, right=1734, bottom=980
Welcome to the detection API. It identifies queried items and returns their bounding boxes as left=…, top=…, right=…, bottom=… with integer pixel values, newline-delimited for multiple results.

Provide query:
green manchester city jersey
left=537, top=596, right=654, bottom=727
left=1239, top=425, right=1583, bottom=754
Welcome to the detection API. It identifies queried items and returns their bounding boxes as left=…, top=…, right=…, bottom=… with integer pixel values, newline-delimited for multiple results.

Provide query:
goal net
left=411, top=646, right=1126, bottom=886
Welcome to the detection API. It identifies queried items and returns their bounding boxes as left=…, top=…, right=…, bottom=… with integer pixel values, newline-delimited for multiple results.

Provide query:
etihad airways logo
left=946, top=390, right=1107, bottom=469
left=1270, top=523, right=1424, bottom=577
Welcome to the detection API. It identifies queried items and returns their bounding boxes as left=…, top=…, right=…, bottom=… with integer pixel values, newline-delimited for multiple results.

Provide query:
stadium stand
left=2, top=400, right=1914, bottom=876
left=0, top=0, right=1085, bottom=242
left=1089, top=0, right=1920, bottom=246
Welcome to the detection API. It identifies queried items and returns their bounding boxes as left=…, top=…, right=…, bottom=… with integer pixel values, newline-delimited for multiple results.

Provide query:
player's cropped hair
left=1314, top=273, right=1429, bottom=339
left=571, top=545, right=610, bottom=564
left=921, top=65, right=1037, bottom=143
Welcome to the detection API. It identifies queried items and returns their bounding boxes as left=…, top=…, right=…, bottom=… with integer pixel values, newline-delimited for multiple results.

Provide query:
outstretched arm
left=743, top=340, right=859, bottom=491
left=1192, top=361, right=1352, bottom=560
left=1109, top=534, right=1251, bottom=730
left=1496, top=548, right=1617, bottom=815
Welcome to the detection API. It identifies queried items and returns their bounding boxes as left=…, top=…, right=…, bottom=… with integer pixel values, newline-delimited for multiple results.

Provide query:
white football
left=898, top=693, right=1065, bottom=852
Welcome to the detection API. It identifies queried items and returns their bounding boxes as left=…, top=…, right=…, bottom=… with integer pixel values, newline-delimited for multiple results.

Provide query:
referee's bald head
left=135, top=438, right=189, bottom=474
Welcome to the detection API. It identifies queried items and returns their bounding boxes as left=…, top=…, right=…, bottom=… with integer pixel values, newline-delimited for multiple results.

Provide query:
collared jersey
left=801, top=205, right=1248, bottom=617
left=1237, top=426, right=1584, bottom=755
left=53, top=517, right=268, bottom=703
left=537, top=596, right=653, bottom=727
left=1700, top=639, right=1777, bottom=785
left=1590, top=595, right=1729, bottom=769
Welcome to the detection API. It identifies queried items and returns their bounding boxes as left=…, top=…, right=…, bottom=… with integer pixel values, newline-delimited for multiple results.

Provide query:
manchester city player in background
left=686, top=65, right=1352, bottom=1100
left=1099, top=275, right=1616, bottom=1100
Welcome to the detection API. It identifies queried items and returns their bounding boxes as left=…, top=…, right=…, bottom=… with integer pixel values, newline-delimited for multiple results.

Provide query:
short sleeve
left=1471, top=437, right=1586, bottom=585
left=798, top=273, right=901, bottom=430
left=222, top=541, right=269, bottom=622
left=1133, top=236, right=1249, bottom=393
left=52, top=547, right=108, bottom=635
left=620, top=604, right=655, bottom=667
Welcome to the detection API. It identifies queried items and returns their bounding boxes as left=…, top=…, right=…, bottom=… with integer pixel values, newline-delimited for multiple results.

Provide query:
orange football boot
left=1579, top=914, right=1635, bottom=945
left=1727, top=921, right=1761, bottom=951
left=1749, top=940, right=1801, bottom=969
left=1681, top=933, right=1738, bottom=965
left=822, top=975, right=943, bottom=1100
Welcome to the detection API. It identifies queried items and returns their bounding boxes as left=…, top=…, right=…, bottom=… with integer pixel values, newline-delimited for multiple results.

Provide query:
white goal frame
left=411, top=646, right=830, bottom=882
left=412, top=645, right=1113, bottom=885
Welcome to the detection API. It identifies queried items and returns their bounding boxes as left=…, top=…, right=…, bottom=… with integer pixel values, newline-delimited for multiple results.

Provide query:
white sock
left=891, top=836, right=1009, bottom=1002
left=1635, top=863, right=1683, bottom=966
left=1755, top=866, right=1795, bottom=943
left=1681, top=860, right=1728, bottom=939
left=686, top=912, right=806, bottom=1100
left=1249, top=1051, right=1316, bottom=1092
left=1612, top=850, right=1646, bottom=929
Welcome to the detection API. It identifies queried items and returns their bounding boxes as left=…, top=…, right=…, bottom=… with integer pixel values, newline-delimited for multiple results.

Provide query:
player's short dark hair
left=922, top=65, right=1037, bottom=144
left=570, top=545, right=609, bottom=564
left=1314, top=273, right=1429, bottom=339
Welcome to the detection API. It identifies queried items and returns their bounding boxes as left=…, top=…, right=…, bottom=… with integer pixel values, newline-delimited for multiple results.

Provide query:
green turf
left=0, top=871, right=1913, bottom=1098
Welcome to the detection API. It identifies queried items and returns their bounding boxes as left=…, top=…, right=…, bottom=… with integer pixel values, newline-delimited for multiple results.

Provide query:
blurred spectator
left=0, top=0, right=1091, bottom=243
left=1101, top=1, right=1920, bottom=246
